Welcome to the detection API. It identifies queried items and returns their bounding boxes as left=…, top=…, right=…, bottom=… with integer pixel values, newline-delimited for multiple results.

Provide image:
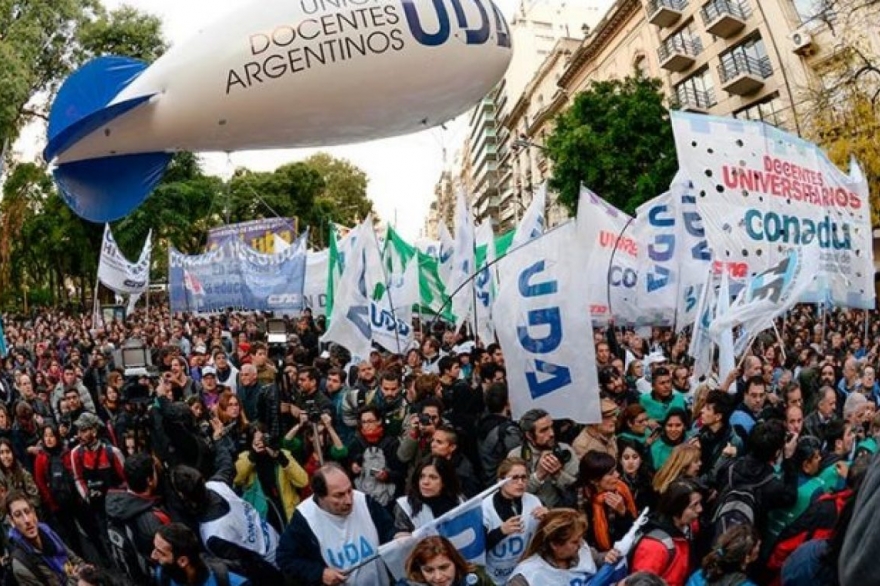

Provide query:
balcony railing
left=718, top=53, right=772, bottom=95
left=647, top=0, right=688, bottom=27
left=672, top=86, right=717, bottom=111
left=701, top=0, right=750, bottom=37
left=658, top=37, right=703, bottom=71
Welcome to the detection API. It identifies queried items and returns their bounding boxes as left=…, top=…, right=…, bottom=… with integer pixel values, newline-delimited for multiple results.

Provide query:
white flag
left=688, top=270, right=715, bottom=382
left=474, top=221, right=497, bottom=344
left=634, top=191, right=678, bottom=326
left=304, top=250, right=329, bottom=316
left=709, top=248, right=818, bottom=354
left=716, top=266, right=736, bottom=379
left=511, top=182, right=546, bottom=248
left=449, top=189, right=475, bottom=331
left=321, top=219, right=374, bottom=360
left=378, top=481, right=506, bottom=581
left=575, top=187, right=640, bottom=326
left=494, top=221, right=601, bottom=424
left=438, top=222, right=455, bottom=284
left=98, top=224, right=152, bottom=295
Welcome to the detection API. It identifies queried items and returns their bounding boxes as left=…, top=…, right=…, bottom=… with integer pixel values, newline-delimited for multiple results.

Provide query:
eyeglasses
left=603, top=410, right=620, bottom=419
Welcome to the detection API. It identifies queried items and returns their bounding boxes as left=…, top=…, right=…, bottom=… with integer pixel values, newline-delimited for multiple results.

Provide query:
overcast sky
left=29, top=0, right=521, bottom=240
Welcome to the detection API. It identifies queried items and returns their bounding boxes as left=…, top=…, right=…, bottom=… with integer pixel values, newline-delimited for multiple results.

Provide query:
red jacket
left=631, top=525, right=692, bottom=586
left=33, top=448, right=73, bottom=512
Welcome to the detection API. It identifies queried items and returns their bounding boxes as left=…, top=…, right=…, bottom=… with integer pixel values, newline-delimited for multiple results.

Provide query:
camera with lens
left=262, top=433, right=279, bottom=451
left=418, top=413, right=433, bottom=426
left=304, top=399, right=323, bottom=423
left=551, top=445, right=572, bottom=464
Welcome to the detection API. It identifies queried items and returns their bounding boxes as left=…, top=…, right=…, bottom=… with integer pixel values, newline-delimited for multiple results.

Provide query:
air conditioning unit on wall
left=790, top=28, right=815, bottom=55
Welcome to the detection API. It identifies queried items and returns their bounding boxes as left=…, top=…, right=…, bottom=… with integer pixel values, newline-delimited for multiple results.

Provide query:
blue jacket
left=686, top=569, right=757, bottom=586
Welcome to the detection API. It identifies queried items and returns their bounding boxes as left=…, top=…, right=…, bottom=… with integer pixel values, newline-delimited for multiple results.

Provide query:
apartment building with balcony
left=489, top=0, right=878, bottom=225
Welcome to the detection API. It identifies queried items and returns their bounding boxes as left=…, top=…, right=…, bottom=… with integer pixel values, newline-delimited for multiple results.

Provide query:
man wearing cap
left=200, top=366, right=223, bottom=411
left=636, top=351, right=668, bottom=395
left=572, top=399, right=620, bottom=460
left=70, top=411, right=127, bottom=565
left=189, top=344, right=208, bottom=384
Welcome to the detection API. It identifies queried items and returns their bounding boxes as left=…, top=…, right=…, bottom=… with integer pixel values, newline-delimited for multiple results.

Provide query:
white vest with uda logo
left=481, top=493, right=542, bottom=585
left=201, top=480, right=279, bottom=566
left=510, top=544, right=597, bottom=586
left=298, top=490, right=389, bottom=585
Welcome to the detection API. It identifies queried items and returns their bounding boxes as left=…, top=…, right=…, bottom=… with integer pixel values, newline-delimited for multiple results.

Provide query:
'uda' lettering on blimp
left=403, top=0, right=511, bottom=47
left=44, top=0, right=513, bottom=223
left=515, top=260, right=572, bottom=400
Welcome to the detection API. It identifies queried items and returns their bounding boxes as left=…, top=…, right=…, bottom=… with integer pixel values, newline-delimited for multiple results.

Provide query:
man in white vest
left=277, top=462, right=395, bottom=585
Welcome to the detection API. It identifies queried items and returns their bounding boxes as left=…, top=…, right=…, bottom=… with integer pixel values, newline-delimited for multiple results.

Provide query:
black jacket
left=105, top=489, right=170, bottom=562
left=714, top=454, right=798, bottom=532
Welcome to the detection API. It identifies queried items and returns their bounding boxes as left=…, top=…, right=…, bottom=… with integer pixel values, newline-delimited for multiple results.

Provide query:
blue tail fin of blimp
left=45, top=56, right=171, bottom=223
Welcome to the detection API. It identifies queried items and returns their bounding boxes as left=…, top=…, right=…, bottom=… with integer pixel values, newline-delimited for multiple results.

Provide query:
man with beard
left=347, top=406, right=403, bottom=508
left=6, top=490, right=89, bottom=585
left=341, top=361, right=379, bottom=428
left=508, top=408, right=578, bottom=507
left=152, top=523, right=250, bottom=585
left=600, top=366, right=639, bottom=409
left=368, top=371, right=408, bottom=438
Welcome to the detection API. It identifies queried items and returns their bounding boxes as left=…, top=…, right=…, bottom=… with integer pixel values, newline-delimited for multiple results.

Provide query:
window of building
left=674, top=67, right=717, bottom=108
left=719, top=35, right=771, bottom=78
left=733, top=92, right=784, bottom=126
left=792, top=0, right=835, bottom=25
left=663, top=20, right=703, bottom=55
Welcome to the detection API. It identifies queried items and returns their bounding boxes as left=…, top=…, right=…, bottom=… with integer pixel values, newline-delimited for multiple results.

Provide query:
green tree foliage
left=305, top=152, right=373, bottom=224
left=77, top=5, right=168, bottom=62
left=545, top=75, right=678, bottom=215
left=0, top=0, right=99, bottom=145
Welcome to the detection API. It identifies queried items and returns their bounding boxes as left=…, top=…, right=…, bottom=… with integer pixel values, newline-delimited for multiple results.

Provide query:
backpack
left=479, top=418, right=522, bottom=484
left=107, top=515, right=155, bottom=585
left=711, top=461, right=774, bottom=537
left=47, top=451, right=75, bottom=508
left=628, top=528, right=677, bottom=577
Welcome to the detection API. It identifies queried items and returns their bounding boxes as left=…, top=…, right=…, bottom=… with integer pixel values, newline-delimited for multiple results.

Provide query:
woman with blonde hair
left=508, top=508, right=619, bottom=586
left=653, top=443, right=702, bottom=495
left=405, top=535, right=493, bottom=585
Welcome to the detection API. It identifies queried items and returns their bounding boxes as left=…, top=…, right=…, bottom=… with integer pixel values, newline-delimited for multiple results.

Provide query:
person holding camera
left=347, top=406, right=404, bottom=508
left=234, top=422, right=309, bottom=533
left=397, top=397, right=447, bottom=473
left=508, top=408, right=579, bottom=508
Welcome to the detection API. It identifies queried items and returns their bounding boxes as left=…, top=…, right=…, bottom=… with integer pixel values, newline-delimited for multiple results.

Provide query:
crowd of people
left=0, top=302, right=877, bottom=585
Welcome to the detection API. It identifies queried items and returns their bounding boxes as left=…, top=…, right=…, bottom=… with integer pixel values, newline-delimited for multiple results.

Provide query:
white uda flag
left=98, top=224, right=152, bottom=295
left=379, top=481, right=505, bottom=581
left=494, top=221, right=601, bottom=424
left=634, top=191, right=678, bottom=326
left=321, top=219, right=374, bottom=360
left=671, top=111, right=874, bottom=309
left=709, top=248, right=818, bottom=355
left=687, top=269, right=716, bottom=383
left=511, top=182, right=546, bottom=248
left=474, top=221, right=497, bottom=344
left=450, top=189, right=475, bottom=331
left=438, top=222, right=456, bottom=284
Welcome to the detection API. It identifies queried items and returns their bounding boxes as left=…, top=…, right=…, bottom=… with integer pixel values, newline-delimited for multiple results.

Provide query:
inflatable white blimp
left=45, top=0, right=513, bottom=222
